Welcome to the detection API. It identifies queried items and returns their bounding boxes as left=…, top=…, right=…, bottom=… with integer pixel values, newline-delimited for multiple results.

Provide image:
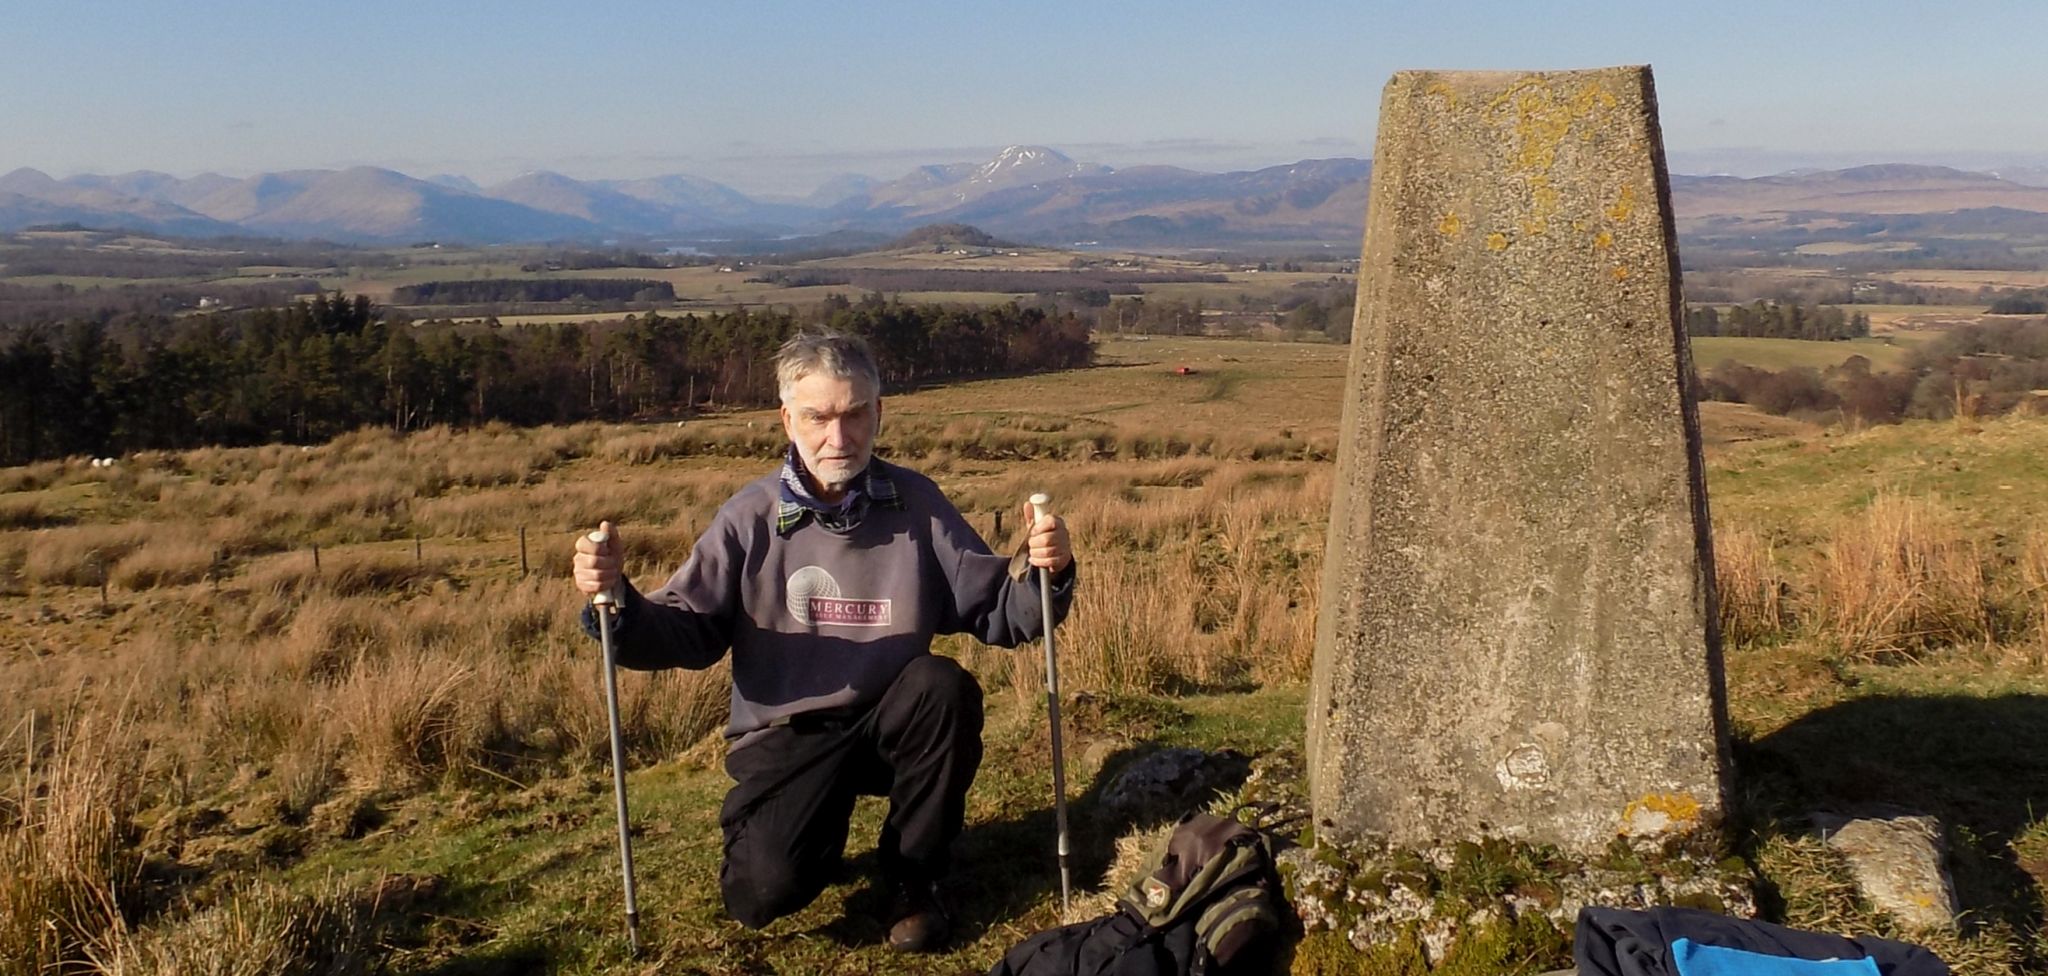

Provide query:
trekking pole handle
left=587, top=529, right=617, bottom=607
left=1029, top=492, right=1053, bottom=525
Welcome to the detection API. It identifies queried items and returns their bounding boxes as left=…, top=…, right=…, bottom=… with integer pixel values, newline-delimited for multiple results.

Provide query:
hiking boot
left=886, top=879, right=950, bottom=953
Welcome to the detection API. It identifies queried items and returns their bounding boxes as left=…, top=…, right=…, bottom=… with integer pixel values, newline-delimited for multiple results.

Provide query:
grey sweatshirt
left=588, top=459, right=1075, bottom=748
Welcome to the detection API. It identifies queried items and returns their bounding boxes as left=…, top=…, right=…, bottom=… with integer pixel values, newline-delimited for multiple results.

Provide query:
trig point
left=1306, top=66, right=1730, bottom=853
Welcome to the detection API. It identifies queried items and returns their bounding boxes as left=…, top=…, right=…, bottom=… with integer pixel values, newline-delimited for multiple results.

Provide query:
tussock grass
left=1813, top=494, right=1992, bottom=660
left=275, top=592, right=392, bottom=683
left=0, top=716, right=141, bottom=976
left=23, top=523, right=151, bottom=586
left=244, top=548, right=450, bottom=598
left=1716, top=527, right=1792, bottom=645
left=89, top=878, right=375, bottom=976
left=332, top=657, right=479, bottom=790
left=0, top=458, right=75, bottom=494
left=110, top=535, right=219, bottom=590
left=595, top=424, right=787, bottom=464
left=0, top=495, right=65, bottom=530
left=2019, top=530, right=2048, bottom=671
left=0, top=541, right=23, bottom=596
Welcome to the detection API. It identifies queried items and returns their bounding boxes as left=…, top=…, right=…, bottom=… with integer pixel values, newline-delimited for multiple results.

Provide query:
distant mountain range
left=7, top=147, right=2048, bottom=248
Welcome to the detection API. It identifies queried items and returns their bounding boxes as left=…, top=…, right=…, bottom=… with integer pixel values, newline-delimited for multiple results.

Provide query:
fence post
left=98, top=555, right=108, bottom=612
left=993, top=509, right=1004, bottom=541
left=520, top=526, right=529, bottom=577
left=414, top=534, right=422, bottom=565
left=312, top=543, right=321, bottom=574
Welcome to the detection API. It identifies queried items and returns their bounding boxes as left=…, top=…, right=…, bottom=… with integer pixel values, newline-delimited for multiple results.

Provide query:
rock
left=1099, top=747, right=1251, bottom=822
left=1236, top=747, right=1311, bottom=829
left=1276, top=847, right=1345, bottom=932
left=1814, top=811, right=1958, bottom=931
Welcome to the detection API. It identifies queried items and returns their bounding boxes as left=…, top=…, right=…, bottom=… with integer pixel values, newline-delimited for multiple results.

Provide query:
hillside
left=2, top=338, right=2044, bottom=973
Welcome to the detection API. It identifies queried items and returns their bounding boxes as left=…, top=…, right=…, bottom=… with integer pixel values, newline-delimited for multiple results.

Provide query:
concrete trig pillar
left=1307, top=66, right=1730, bottom=853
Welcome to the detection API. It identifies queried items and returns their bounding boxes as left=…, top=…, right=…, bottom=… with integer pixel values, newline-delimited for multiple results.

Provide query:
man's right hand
left=573, top=520, right=623, bottom=597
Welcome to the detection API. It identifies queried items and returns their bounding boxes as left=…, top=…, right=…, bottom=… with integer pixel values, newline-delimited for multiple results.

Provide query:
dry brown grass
left=2018, top=529, right=2048, bottom=671
left=331, top=656, right=480, bottom=790
left=0, top=494, right=63, bottom=530
left=0, top=457, right=85, bottom=494
left=0, top=540, right=24, bottom=597
left=0, top=716, right=142, bottom=976
left=11, top=349, right=2048, bottom=971
left=109, top=535, right=219, bottom=590
left=0, top=437, right=1332, bottom=844
left=243, top=548, right=450, bottom=599
left=23, top=523, right=153, bottom=587
left=1715, top=527, right=1793, bottom=645
left=1812, top=494, right=1993, bottom=659
left=88, top=878, right=375, bottom=976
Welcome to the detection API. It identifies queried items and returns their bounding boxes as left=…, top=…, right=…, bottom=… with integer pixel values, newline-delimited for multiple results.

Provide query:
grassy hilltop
left=3, top=336, right=2047, bottom=974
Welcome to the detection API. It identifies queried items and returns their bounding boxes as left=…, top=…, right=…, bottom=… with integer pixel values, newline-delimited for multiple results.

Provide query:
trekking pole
left=588, top=528, right=643, bottom=955
left=1029, top=493, right=1072, bottom=916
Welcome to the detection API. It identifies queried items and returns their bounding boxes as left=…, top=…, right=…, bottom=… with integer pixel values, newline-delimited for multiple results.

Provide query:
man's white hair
left=776, top=331, right=881, bottom=404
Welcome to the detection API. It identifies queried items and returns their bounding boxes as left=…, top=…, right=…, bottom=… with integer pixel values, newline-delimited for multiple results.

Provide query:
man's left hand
left=1023, top=504, right=1073, bottom=574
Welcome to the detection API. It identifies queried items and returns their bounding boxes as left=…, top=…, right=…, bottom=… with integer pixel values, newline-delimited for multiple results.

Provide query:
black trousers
left=719, top=655, right=985, bottom=928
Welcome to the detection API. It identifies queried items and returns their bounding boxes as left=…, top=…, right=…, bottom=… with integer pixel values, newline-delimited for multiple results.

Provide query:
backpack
left=986, top=812, right=1289, bottom=976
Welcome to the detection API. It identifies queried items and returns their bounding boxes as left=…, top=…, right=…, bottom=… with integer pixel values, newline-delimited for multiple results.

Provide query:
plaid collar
left=775, top=447, right=901, bottom=536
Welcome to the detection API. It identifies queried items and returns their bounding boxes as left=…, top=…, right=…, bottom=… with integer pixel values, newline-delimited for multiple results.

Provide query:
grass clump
left=0, top=718, right=143, bottom=976
left=1813, top=493, right=1992, bottom=660
left=91, top=878, right=379, bottom=976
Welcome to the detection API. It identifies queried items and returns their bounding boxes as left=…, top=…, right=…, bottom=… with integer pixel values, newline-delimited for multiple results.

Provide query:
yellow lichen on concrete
left=1606, top=185, right=1636, bottom=223
left=1425, top=81, right=1460, bottom=110
left=1439, top=212, right=1465, bottom=238
left=1612, top=266, right=1630, bottom=281
left=1487, top=233, right=1509, bottom=251
left=1488, top=78, right=1621, bottom=176
left=1484, top=77, right=1621, bottom=238
left=1620, top=792, right=1703, bottom=836
left=1593, top=230, right=1613, bottom=251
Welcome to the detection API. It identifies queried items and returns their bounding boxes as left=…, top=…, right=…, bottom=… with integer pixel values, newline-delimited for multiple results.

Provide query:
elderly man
left=573, top=331, right=1075, bottom=952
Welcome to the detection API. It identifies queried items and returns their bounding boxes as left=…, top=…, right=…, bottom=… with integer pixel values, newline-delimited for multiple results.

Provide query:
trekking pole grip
left=588, top=528, right=617, bottom=609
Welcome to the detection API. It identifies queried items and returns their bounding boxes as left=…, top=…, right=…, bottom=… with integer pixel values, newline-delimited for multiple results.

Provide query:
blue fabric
left=1673, top=938, right=1882, bottom=976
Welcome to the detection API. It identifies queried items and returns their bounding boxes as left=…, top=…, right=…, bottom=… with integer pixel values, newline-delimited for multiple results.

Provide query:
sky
left=8, top=0, right=2048, bottom=196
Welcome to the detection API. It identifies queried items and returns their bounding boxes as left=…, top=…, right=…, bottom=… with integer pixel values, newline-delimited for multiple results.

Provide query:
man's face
left=779, top=372, right=880, bottom=497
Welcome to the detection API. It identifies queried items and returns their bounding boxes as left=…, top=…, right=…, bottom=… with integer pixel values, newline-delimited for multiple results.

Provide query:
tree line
left=1986, top=290, right=2048, bottom=315
left=393, top=278, right=676, bottom=305
left=0, top=292, right=1093, bottom=465
left=1699, top=317, right=2048, bottom=425
left=1685, top=301, right=1871, bottom=341
left=745, top=268, right=1228, bottom=295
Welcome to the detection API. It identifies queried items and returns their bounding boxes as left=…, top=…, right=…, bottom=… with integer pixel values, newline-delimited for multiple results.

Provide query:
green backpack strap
left=1195, top=884, right=1284, bottom=968
left=1122, top=813, right=1286, bottom=970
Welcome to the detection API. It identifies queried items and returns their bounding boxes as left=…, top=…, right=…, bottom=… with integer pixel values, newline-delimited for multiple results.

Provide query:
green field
left=1690, top=335, right=1923, bottom=372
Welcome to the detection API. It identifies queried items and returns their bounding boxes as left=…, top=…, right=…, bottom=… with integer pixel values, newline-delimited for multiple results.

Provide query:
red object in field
left=1174, top=365, right=1197, bottom=376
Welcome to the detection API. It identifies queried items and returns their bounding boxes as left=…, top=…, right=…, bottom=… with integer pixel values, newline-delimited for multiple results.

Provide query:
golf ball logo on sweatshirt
left=786, top=566, right=892, bottom=627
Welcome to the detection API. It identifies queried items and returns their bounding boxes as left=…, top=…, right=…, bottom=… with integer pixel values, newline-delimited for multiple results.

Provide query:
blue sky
left=7, top=0, right=2046, bottom=194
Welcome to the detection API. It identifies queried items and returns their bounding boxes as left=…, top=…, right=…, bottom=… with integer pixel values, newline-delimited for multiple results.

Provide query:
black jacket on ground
left=1574, top=907, right=1949, bottom=976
